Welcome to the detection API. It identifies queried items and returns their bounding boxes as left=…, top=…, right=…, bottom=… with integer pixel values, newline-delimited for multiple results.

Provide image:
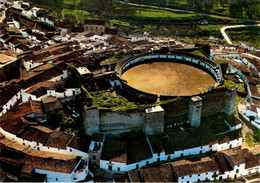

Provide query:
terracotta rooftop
left=164, top=125, right=217, bottom=154
left=84, top=19, right=105, bottom=26
left=0, top=137, right=79, bottom=174
left=101, top=134, right=152, bottom=164
left=249, top=84, right=260, bottom=97
left=216, top=129, right=242, bottom=144
left=17, top=126, right=50, bottom=144
left=44, top=131, right=77, bottom=150
left=172, top=157, right=219, bottom=177
left=0, top=100, right=44, bottom=121
left=223, top=149, right=245, bottom=165
left=226, top=60, right=250, bottom=74
left=237, top=149, right=259, bottom=169
left=140, top=163, right=174, bottom=182
left=0, top=53, right=15, bottom=64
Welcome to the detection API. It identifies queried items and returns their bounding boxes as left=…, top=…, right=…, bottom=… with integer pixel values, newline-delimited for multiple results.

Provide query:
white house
left=0, top=136, right=89, bottom=182
left=89, top=133, right=105, bottom=164
left=172, top=158, right=219, bottom=183
left=240, top=43, right=260, bottom=52
left=216, top=129, right=243, bottom=151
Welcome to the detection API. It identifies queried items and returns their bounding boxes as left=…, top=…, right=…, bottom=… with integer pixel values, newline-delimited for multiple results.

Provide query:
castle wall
left=83, top=88, right=235, bottom=135
left=99, top=109, right=145, bottom=134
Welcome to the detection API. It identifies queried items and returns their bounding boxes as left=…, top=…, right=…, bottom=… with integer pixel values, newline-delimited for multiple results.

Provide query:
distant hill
left=125, top=0, right=260, bottom=20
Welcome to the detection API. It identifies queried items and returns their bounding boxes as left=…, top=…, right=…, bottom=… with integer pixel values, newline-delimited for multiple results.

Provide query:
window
left=56, top=178, right=58, bottom=181
left=219, top=176, right=222, bottom=181
left=108, top=165, right=112, bottom=170
left=209, top=144, right=212, bottom=148
left=182, top=177, right=184, bottom=179
left=198, top=174, right=200, bottom=176
left=70, top=149, right=72, bottom=152
left=197, top=179, right=200, bottom=182
left=146, top=161, right=149, bottom=165
left=167, top=156, right=171, bottom=160
left=236, top=169, right=239, bottom=173
left=157, top=158, right=160, bottom=162
left=37, top=147, right=40, bottom=150
left=190, top=175, right=192, bottom=178
left=136, top=164, right=139, bottom=170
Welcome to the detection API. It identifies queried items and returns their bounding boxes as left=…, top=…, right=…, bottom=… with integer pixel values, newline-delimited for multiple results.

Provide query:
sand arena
left=121, top=62, right=216, bottom=96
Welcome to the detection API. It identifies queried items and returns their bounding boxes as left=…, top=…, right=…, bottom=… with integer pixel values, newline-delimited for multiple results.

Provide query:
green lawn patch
left=134, top=7, right=196, bottom=18
left=61, top=9, right=91, bottom=25
left=245, top=132, right=254, bottom=147
left=90, top=90, right=137, bottom=110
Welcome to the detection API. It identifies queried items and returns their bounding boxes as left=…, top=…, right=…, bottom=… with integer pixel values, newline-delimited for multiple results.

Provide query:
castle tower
left=145, top=105, right=164, bottom=135
left=224, top=89, right=236, bottom=116
left=188, top=96, right=203, bottom=127
left=83, top=106, right=100, bottom=135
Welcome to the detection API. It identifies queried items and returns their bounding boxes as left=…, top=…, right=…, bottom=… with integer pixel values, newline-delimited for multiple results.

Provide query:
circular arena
left=115, top=51, right=223, bottom=101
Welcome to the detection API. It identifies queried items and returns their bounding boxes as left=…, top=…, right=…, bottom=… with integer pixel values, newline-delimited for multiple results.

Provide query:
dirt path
left=220, top=24, right=260, bottom=44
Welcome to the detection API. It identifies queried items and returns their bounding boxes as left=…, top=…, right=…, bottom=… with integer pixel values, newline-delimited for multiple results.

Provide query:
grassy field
left=61, top=9, right=91, bottom=24
left=134, top=7, right=197, bottom=18
left=226, top=26, right=260, bottom=47
left=127, top=0, right=260, bottom=20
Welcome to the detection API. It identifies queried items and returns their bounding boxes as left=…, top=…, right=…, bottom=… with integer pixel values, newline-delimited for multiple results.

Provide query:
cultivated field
left=122, top=62, right=216, bottom=96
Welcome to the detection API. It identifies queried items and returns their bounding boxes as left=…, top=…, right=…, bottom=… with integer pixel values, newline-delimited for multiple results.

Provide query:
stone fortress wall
left=84, top=52, right=236, bottom=136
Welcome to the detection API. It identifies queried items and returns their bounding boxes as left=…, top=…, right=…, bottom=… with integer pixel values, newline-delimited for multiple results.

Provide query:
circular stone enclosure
left=116, top=54, right=221, bottom=97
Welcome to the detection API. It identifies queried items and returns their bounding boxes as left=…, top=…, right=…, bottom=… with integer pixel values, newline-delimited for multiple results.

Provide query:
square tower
left=188, top=96, right=203, bottom=127
left=145, top=105, right=164, bottom=135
